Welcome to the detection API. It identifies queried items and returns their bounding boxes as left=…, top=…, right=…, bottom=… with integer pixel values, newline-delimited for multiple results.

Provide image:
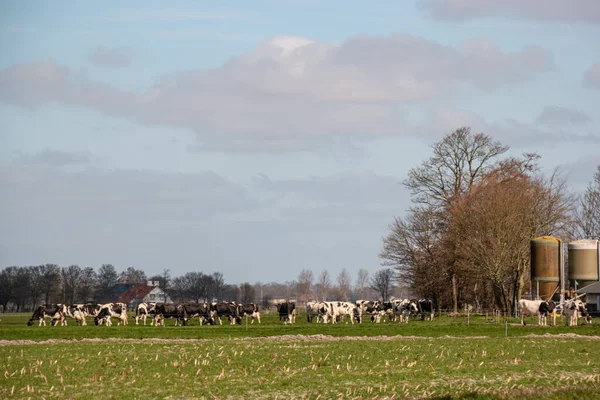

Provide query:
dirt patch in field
left=1, top=332, right=599, bottom=347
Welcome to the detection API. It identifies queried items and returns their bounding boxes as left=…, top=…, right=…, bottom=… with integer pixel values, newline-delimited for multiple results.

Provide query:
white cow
left=96, top=303, right=129, bottom=326
left=319, top=301, right=357, bottom=324
left=518, top=299, right=556, bottom=326
left=563, top=299, right=591, bottom=326
left=135, top=302, right=156, bottom=325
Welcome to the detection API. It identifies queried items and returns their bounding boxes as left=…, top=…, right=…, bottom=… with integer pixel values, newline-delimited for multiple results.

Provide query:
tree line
left=380, top=127, right=600, bottom=315
left=0, top=262, right=405, bottom=313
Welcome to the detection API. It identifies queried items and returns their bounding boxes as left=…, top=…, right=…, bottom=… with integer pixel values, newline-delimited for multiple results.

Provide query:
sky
left=1, top=1, right=599, bottom=284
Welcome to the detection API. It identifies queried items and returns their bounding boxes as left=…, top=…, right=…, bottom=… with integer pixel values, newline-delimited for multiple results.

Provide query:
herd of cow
left=26, top=297, right=592, bottom=328
left=25, top=299, right=435, bottom=327
left=518, top=298, right=592, bottom=326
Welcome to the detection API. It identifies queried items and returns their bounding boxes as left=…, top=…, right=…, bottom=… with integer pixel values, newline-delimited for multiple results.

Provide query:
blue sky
left=1, top=1, right=599, bottom=284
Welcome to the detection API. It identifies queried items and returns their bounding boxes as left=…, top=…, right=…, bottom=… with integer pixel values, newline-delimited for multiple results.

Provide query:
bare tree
left=370, top=269, right=395, bottom=302
left=78, top=267, right=97, bottom=302
left=96, top=264, right=118, bottom=302
left=355, top=268, right=370, bottom=300
left=391, top=127, right=536, bottom=314
left=573, top=165, right=600, bottom=239
left=316, top=270, right=331, bottom=301
left=296, top=269, right=314, bottom=302
left=336, top=268, right=351, bottom=301
left=239, top=282, right=256, bottom=303
left=61, top=265, right=82, bottom=304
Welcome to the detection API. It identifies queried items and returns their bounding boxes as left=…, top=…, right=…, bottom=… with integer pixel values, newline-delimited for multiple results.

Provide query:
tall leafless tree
left=336, top=268, right=351, bottom=301
left=316, top=270, right=331, bottom=301
left=355, top=268, right=370, bottom=300
left=370, top=269, right=395, bottom=302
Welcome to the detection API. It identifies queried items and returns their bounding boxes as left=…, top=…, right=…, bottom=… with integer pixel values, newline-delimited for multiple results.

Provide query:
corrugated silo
left=530, top=236, right=562, bottom=300
left=568, top=239, right=599, bottom=289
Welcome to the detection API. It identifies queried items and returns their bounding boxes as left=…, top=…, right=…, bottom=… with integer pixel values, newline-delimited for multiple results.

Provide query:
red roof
left=116, top=284, right=155, bottom=303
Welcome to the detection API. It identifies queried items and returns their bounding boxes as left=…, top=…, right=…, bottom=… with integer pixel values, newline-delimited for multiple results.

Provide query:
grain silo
left=568, top=239, right=599, bottom=290
left=530, top=236, right=562, bottom=300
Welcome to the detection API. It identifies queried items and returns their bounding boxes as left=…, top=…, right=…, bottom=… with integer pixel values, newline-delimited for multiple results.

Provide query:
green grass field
left=1, top=312, right=599, bottom=399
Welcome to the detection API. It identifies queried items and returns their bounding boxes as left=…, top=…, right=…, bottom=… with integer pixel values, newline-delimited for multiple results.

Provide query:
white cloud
left=15, top=149, right=91, bottom=167
left=0, top=35, right=552, bottom=151
left=535, top=106, right=592, bottom=126
left=89, top=46, right=132, bottom=68
left=421, top=0, right=600, bottom=23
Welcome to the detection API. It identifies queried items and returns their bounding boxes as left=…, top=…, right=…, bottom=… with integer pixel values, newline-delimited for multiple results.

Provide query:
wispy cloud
left=89, top=46, right=132, bottom=68
left=104, top=9, right=253, bottom=23
left=421, top=0, right=600, bottom=24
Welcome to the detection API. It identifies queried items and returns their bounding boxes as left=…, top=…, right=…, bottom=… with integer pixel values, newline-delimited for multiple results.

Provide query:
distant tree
left=573, top=165, right=600, bottom=239
left=96, top=264, right=118, bottom=302
left=61, top=265, right=82, bottom=304
left=316, top=270, right=331, bottom=301
left=296, top=269, right=314, bottom=302
left=211, top=272, right=225, bottom=300
left=169, top=276, right=188, bottom=302
left=355, top=268, right=370, bottom=300
left=239, top=282, right=256, bottom=304
left=370, top=269, right=395, bottom=302
left=119, top=266, right=147, bottom=284
left=28, top=266, right=45, bottom=308
left=13, top=268, right=31, bottom=311
left=78, top=267, right=97, bottom=302
left=336, top=268, right=351, bottom=301
left=0, top=267, right=18, bottom=311
left=39, top=264, right=60, bottom=304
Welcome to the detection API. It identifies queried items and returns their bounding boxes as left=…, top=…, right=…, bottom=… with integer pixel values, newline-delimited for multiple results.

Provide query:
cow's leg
left=521, top=313, right=525, bottom=326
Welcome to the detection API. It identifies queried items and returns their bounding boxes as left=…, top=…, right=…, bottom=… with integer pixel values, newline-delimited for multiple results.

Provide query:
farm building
left=117, top=281, right=172, bottom=310
left=576, top=281, right=600, bottom=313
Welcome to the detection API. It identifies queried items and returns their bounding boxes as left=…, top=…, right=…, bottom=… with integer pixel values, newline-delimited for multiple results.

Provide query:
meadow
left=1, top=312, right=599, bottom=399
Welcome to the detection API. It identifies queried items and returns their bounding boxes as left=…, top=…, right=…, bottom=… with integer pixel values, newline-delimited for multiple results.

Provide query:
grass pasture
left=1, top=312, right=600, bottom=399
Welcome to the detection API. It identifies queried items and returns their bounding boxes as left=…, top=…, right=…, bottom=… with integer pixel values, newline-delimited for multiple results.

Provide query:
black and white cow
left=276, top=302, right=296, bottom=324
left=64, top=304, right=87, bottom=326
left=321, top=301, right=356, bottom=324
left=211, top=302, right=241, bottom=325
left=135, top=302, right=157, bottom=326
left=355, top=300, right=384, bottom=323
left=563, top=298, right=591, bottom=326
left=95, top=302, right=128, bottom=326
left=393, top=299, right=419, bottom=323
left=306, top=301, right=327, bottom=323
left=518, top=299, right=556, bottom=326
left=154, top=303, right=186, bottom=326
left=27, top=304, right=66, bottom=326
left=417, top=299, right=434, bottom=321
left=183, top=303, right=214, bottom=325
left=237, top=303, right=261, bottom=324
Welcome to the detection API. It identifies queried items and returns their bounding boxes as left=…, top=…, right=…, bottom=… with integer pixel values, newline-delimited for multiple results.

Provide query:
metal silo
left=568, top=239, right=599, bottom=290
left=530, top=236, right=562, bottom=300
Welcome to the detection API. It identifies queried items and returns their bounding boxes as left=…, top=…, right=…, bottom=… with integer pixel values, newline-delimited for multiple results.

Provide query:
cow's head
left=546, top=300, right=556, bottom=312
left=27, top=319, right=35, bottom=326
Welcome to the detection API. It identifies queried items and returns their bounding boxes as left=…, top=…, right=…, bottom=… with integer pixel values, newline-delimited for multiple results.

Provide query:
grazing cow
left=135, top=303, right=158, bottom=326
left=154, top=303, right=186, bottom=326
left=306, top=301, right=328, bottom=323
left=183, top=303, right=214, bottom=325
left=237, top=303, right=261, bottom=324
left=65, top=304, right=87, bottom=326
left=355, top=300, right=383, bottom=323
left=518, top=299, right=556, bottom=326
left=393, top=299, right=419, bottom=323
left=211, top=302, right=241, bottom=325
left=417, top=299, right=434, bottom=321
left=95, top=303, right=128, bottom=326
left=563, top=299, right=591, bottom=326
left=328, top=302, right=357, bottom=324
left=276, top=302, right=296, bottom=324
left=27, top=304, right=66, bottom=326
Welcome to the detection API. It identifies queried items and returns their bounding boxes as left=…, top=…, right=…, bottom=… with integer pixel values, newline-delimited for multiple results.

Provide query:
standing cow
left=518, top=299, right=556, bottom=326
left=276, top=302, right=296, bottom=324
left=563, top=298, right=591, bottom=326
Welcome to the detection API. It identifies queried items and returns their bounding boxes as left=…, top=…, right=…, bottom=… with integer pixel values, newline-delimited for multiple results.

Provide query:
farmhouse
left=576, top=281, right=600, bottom=313
left=117, top=281, right=172, bottom=310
